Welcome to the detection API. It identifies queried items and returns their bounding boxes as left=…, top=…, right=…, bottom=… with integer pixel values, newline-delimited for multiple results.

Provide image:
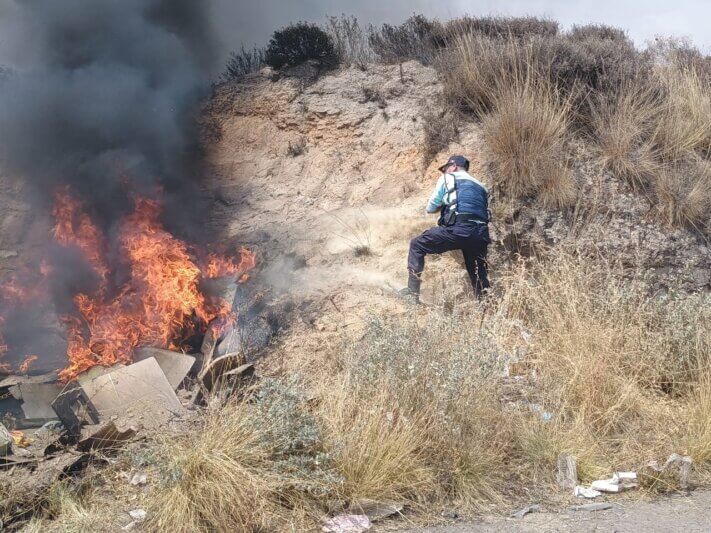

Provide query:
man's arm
left=425, top=175, right=447, bottom=214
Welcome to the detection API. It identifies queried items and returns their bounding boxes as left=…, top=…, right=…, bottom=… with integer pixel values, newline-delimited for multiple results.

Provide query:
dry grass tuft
left=145, top=403, right=289, bottom=532
left=591, top=82, right=661, bottom=190
left=655, top=160, right=711, bottom=230
left=144, top=380, right=335, bottom=532
left=592, top=66, right=711, bottom=230
left=482, top=77, right=574, bottom=207
left=653, top=67, right=711, bottom=160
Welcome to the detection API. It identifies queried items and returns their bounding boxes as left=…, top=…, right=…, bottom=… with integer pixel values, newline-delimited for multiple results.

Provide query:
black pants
left=408, top=222, right=490, bottom=297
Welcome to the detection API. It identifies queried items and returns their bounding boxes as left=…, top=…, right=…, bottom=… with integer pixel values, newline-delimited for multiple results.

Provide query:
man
left=400, top=155, right=490, bottom=303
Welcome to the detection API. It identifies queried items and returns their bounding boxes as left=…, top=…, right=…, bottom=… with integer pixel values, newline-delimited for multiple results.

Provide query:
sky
left=210, top=0, right=711, bottom=63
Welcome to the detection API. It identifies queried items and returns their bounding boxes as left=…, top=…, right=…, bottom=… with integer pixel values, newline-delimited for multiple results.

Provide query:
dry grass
left=145, top=406, right=281, bottom=532
left=655, top=160, right=711, bottom=230
left=144, top=390, right=330, bottom=532
left=439, top=34, right=575, bottom=207
left=591, top=82, right=661, bottom=190
left=592, top=66, right=711, bottom=230
left=653, top=67, right=711, bottom=160
left=482, top=77, right=574, bottom=207
left=28, top=252, right=711, bottom=529
left=316, top=313, right=512, bottom=509
left=439, top=34, right=531, bottom=116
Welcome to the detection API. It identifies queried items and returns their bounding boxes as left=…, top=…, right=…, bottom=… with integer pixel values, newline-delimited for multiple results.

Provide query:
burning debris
left=0, top=0, right=268, bottom=526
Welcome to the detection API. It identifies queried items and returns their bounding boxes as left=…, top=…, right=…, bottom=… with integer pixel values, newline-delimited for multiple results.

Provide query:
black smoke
left=0, top=0, right=218, bottom=230
left=0, top=0, right=221, bottom=374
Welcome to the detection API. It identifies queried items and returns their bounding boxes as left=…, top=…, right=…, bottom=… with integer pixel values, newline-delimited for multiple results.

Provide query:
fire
left=19, top=355, right=38, bottom=374
left=0, top=187, right=255, bottom=380
left=206, top=247, right=257, bottom=280
left=55, top=193, right=255, bottom=381
left=52, top=186, right=109, bottom=281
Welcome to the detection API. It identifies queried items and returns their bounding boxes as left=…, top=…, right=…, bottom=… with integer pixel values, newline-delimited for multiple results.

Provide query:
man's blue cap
left=438, top=155, right=469, bottom=173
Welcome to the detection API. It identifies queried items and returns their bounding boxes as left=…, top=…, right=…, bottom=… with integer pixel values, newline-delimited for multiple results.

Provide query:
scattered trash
left=128, top=509, right=147, bottom=521
left=134, top=348, right=196, bottom=390
left=574, top=486, right=601, bottom=499
left=77, top=421, right=137, bottom=452
left=9, top=381, right=63, bottom=422
left=322, top=514, right=371, bottom=533
left=591, top=471, right=638, bottom=493
left=557, top=454, right=578, bottom=490
left=51, top=381, right=100, bottom=436
left=641, top=454, right=693, bottom=491
left=510, top=504, right=541, bottom=519
left=78, top=357, right=185, bottom=430
left=590, top=478, right=622, bottom=493
left=348, top=499, right=403, bottom=522
left=129, top=472, right=147, bottom=486
left=570, top=503, right=612, bottom=512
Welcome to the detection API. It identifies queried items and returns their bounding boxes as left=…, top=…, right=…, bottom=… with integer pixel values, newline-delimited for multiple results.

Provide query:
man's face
left=446, top=163, right=458, bottom=173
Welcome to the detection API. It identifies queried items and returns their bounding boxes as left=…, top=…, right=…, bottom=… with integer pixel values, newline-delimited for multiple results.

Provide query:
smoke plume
left=0, top=0, right=217, bottom=228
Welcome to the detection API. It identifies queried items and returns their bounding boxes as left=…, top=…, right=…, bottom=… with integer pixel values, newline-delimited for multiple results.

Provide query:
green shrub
left=265, top=22, right=339, bottom=70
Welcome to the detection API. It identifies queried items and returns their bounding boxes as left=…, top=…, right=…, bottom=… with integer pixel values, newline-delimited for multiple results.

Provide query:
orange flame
left=206, top=247, right=257, bottom=280
left=18, top=355, right=38, bottom=374
left=52, top=186, right=109, bottom=281
left=54, top=193, right=254, bottom=381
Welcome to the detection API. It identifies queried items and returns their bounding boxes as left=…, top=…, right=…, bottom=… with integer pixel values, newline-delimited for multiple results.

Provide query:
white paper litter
left=574, top=485, right=602, bottom=498
left=322, top=514, right=371, bottom=533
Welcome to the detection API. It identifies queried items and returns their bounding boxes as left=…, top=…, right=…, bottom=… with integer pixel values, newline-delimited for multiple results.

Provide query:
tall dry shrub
left=368, top=15, right=439, bottom=65
left=436, top=16, right=558, bottom=45
left=326, top=15, right=373, bottom=69
left=591, top=81, right=662, bottom=189
left=438, top=34, right=531, bottom=116
left=481, top=75, right=575, bottom=207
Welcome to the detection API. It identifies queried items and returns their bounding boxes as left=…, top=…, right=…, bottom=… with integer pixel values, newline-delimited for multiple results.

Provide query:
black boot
left=398, top=271, right=421, bottom=304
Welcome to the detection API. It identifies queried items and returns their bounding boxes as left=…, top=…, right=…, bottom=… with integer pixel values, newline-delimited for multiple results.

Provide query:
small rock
left=570, top=503, right=613, bottom=512
left=128, top=509, right=147, bottom=521
left=510, top=504, right=541, bottom=519
left=348, top=499, right=403, bottom=522
left=322, top=514, right=371, bottom=533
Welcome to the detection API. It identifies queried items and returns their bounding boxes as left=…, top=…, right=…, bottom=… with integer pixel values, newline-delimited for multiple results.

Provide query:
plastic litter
left=591, top=471, right=638, bottom=493
left=322, top=514, right=371, bottom=533
left=574, top=486, right=601, bottom=498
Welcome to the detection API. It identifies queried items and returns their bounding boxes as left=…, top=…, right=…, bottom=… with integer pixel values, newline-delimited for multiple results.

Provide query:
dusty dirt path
left=402, top=490, right=711, bottom=532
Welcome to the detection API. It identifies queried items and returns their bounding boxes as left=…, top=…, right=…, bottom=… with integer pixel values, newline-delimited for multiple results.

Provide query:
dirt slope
left=202, top=60, right=710, bottom=373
